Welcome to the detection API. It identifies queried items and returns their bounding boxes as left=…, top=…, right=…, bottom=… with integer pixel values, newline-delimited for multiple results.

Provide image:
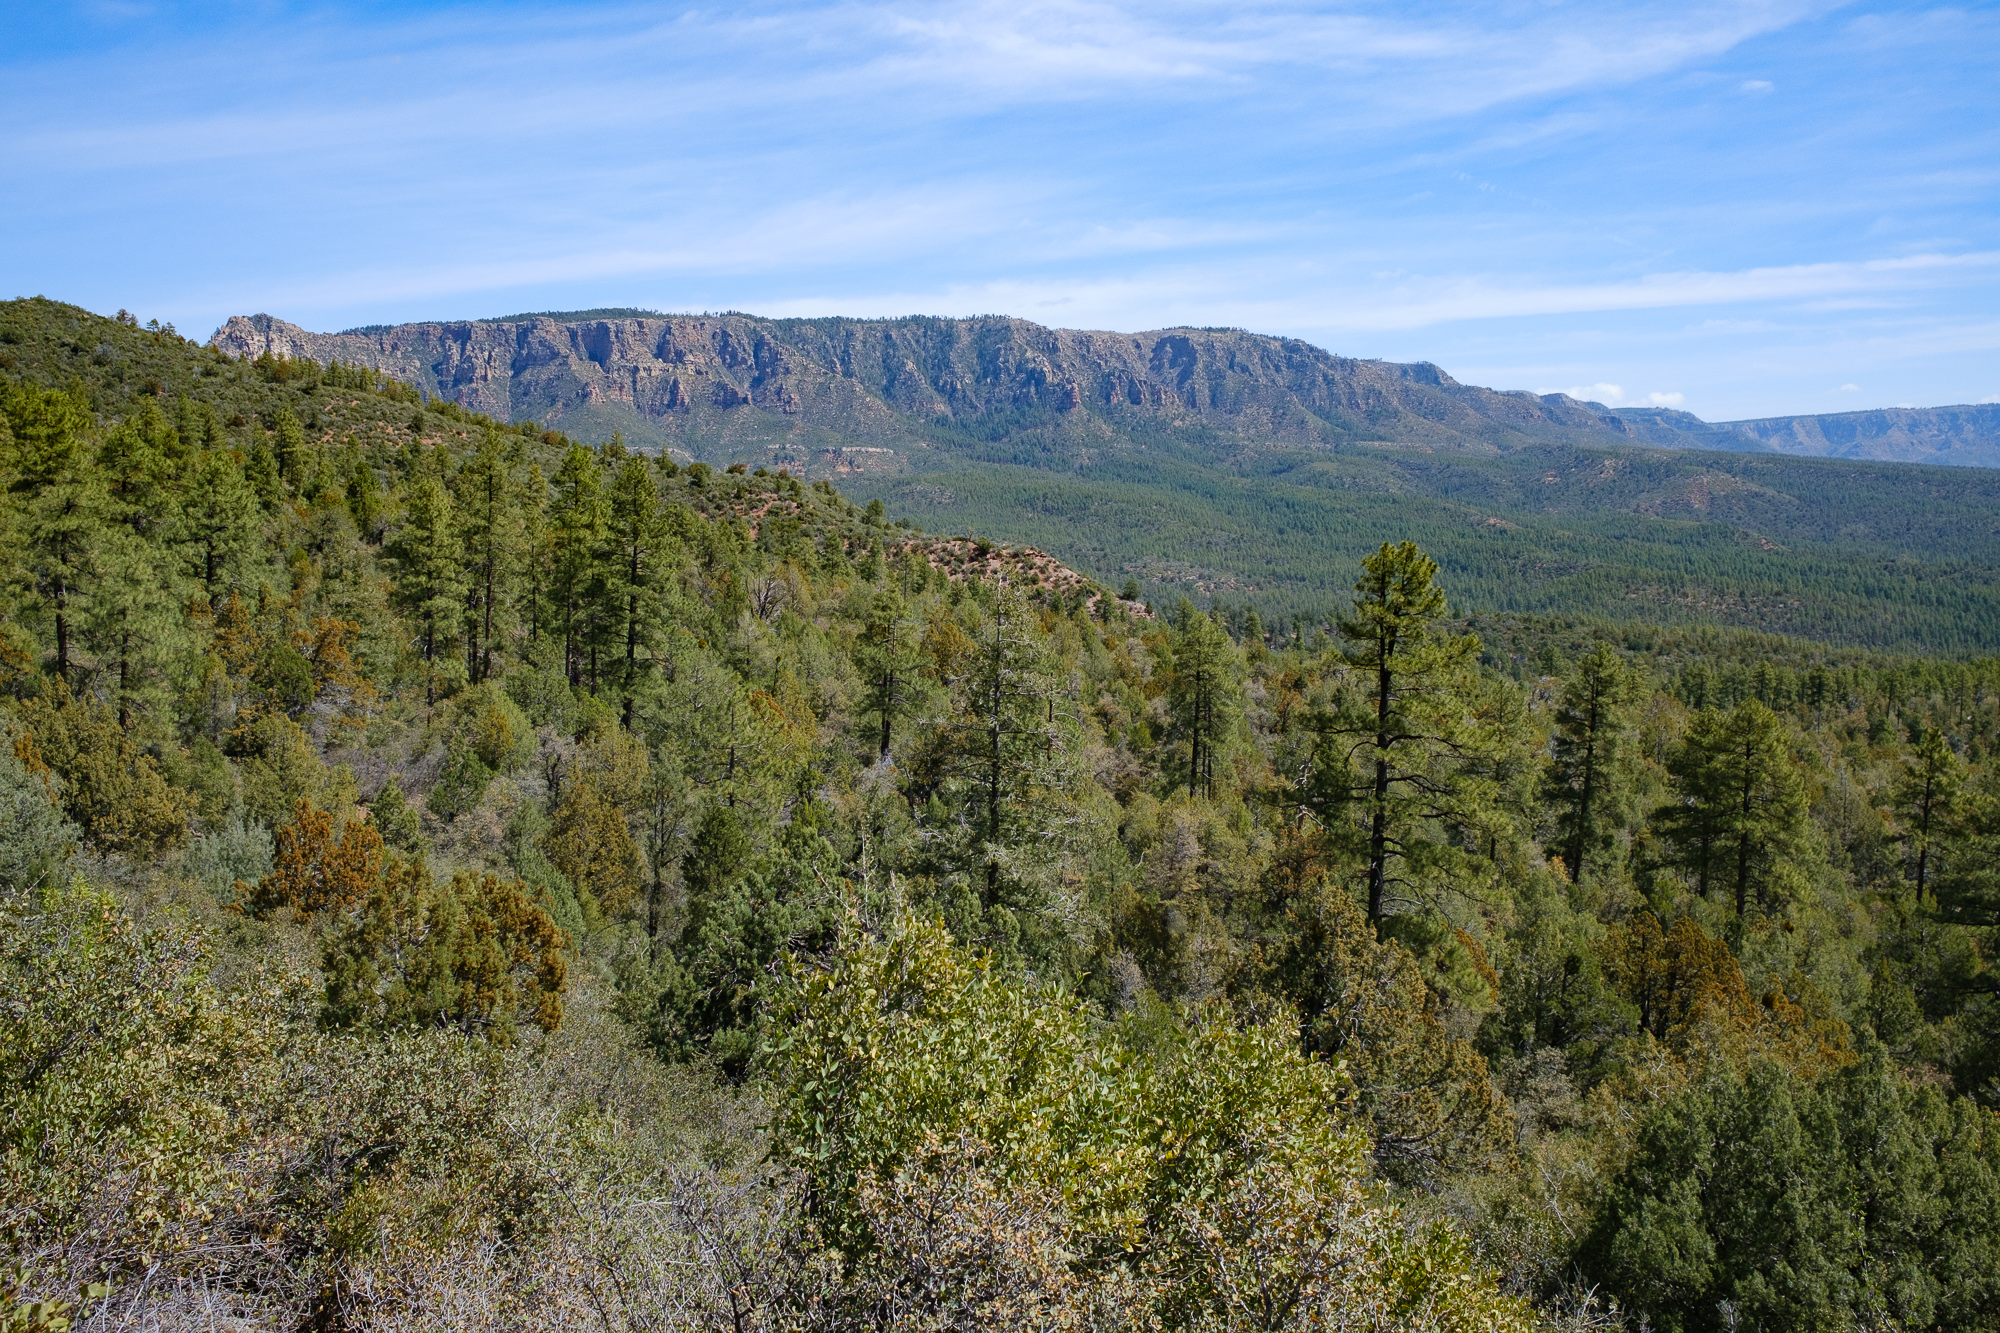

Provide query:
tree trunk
left=1572, top=722, right=1598, bottom=883
left=879, top=671, right=893, bottom=762
left=53, top=575, right=70, bottom=688
left=1368, top=653, right=1392, bottom=924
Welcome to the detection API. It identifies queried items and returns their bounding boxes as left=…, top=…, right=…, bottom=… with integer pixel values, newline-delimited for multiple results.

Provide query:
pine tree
left=1165, top=605, right=1241, bottom=798
left=1895, top=727, right=1963, bottom=904
left=95, top=403, right=177, bottom=542
left=453, top=427, right=523, bottom=683
left=370, top=776, right=424, bottom=853
left=5, top=384, right=102, bottom=686
left=856, top=588, right=925, bottom=762
left=346, top=460, right=383, bottom=541
left=85, top=526, right=188, bottom=730
left=547, top=445, right=608, bottom=690
left=911, top=590, right=1079, bottom=916
left=606, top=455, right=668, bottom=692
left=1661, top=700, right=1811, bottom=919
left=681, top=802, right=750, bottom=941
left=392, top=471, right=465, bottom=702
left=178, top=448, right=259, bottom=596
left=1302, top=541, right=1499, bottom=926
left=271, top=406, right=304, bottom=484
left=1546, top=642, right=1638, bottom=885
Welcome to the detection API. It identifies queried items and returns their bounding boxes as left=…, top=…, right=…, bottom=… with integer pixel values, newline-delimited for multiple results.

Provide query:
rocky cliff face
left=209, top=310, right=1998, bottom=468
left=1721, top=404, right=2000, bottom=468
left=210, top=311, right=1698, bottom=463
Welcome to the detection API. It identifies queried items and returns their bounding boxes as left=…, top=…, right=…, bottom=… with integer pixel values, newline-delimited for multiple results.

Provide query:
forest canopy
left=3, top=296, right=2000, bottom=1332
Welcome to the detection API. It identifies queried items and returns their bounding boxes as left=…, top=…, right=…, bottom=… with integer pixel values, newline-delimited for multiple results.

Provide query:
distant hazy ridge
left=211, top=311, right=2000, bottom=469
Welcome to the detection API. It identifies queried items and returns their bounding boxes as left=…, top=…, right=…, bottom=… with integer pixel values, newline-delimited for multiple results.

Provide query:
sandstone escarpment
left=213, top=310, right=1703, bottom=464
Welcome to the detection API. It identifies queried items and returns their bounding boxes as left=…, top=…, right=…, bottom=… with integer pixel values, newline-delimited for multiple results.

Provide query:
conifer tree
left=1302, top=541, right=1499, bottom=926
left=1546, top=642, right=1639, bottom=885
left=1661, top=700, right=1811, bottom=919
left=85, top=527, right=187, bottom=729
left=681, top=802, right=750, bottom=941
left=271, top=406, right=305, bottom=484
left=914, top=590, right=1079, bottom=914
left=607, top=455, right=668, bottom=690
left=346, top=460, right=383, bottom=541
left=453, top=427, right=522, bottom=683
left=855, top=588, right=925, bottom=762
left=251, top=797, right=383, bottom=919
left=392, top=472, right=465, bottom=702
left=1165, top=604, right=1241, bottom=798
left=548, top=445, right=608, bottom=690
left=544, top=770, right=641, bottom=922
left=178, top=448, right=259, bottom=596
left=96, top=403, right=177, bottom=542
left=1895, top=726, right=1963, bottom=904
left=5, top=384, right=101, bottom=686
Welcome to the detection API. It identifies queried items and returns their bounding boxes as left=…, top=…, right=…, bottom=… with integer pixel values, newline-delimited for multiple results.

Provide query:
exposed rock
left=208, top=310, right=2000, bottom=467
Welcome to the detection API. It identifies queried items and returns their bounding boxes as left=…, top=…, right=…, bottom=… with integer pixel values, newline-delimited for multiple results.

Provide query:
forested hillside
left=5, top=298, right=2000, bottom=1332
left=200, top=305, right=2000, bottom=652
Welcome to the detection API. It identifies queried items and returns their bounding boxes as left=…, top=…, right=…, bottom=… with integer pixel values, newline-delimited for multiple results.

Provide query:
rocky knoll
left=210, top=309, right=1999, bottom=468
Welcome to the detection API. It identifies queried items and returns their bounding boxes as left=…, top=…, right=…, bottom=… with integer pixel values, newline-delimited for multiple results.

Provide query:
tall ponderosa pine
left=1546, top=643, right=1638, bottom=885
left=856, top=588, right=925, bottom=762
left=1662, top=700, right=1811, bottom=919
left=1166, top=603, right=1241, bottom=799
left=271, top=406, right=305, bottom=484
left=547, top=445, right=609, bottom=690
left=90, top=405, right=188, bottom=727
left=392, top=471, right=465, bottom=701
left=1895, top=727, right=1963, bottom=904
left=180, top=448, right=259, bottom=596
left=1302, top=541, right=1499, bottom=926
left=6, top=386, right=102, bottom=687
left=453, top=427, right=523, bottom=684
left=924, top=590, right=1077, bottom=910
left=96, top=403, right=178, bottom=541
left=607, top=455, right=670, bottom=691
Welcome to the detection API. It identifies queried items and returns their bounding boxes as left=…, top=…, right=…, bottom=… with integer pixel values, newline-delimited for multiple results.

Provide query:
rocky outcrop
left=209, top=310, right=1999, bottom=467
left=1719, top=404, right=2000, bottom=468
left=212, top=310, right=1704, bottom=460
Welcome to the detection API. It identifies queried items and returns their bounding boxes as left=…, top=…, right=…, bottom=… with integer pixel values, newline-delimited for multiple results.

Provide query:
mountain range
left=211, top=309, right=2000, bottom=470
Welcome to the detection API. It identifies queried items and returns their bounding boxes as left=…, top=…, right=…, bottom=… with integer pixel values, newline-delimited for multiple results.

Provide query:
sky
left=3, top=0, right=1997, bottom=422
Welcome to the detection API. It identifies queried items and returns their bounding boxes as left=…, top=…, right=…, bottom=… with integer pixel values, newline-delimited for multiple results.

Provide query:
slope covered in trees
left=195, top=304, right=2000, bottom=652
left=4, top=298, right=2000, bottom=1331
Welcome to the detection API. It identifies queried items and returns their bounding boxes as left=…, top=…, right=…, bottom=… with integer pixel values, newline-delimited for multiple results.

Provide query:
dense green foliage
left=870, top=438, right=2000, bottom=653
left=4, top=297, right=2000, bottom=1331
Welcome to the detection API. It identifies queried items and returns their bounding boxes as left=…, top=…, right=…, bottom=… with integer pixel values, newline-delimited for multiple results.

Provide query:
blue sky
left=3, top=0, right=1996, bottom=421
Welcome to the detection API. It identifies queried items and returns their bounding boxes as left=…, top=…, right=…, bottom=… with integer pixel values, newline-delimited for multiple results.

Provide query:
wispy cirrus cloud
left=4, top=0, right=1998, bottom=419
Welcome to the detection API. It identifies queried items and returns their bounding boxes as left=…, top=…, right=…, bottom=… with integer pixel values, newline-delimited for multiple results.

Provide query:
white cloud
left=1304, top=250, right=2000, bottom=331
left=1839, top=382, right=1861, bottom=390
left=0, top=0, right=1836, bottom=172
left=1535, top=382, right=1626, bottom=404
left=1531, top=384, right=1684, bottom=408
left=1741, top=78, right=1774, bottom=92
